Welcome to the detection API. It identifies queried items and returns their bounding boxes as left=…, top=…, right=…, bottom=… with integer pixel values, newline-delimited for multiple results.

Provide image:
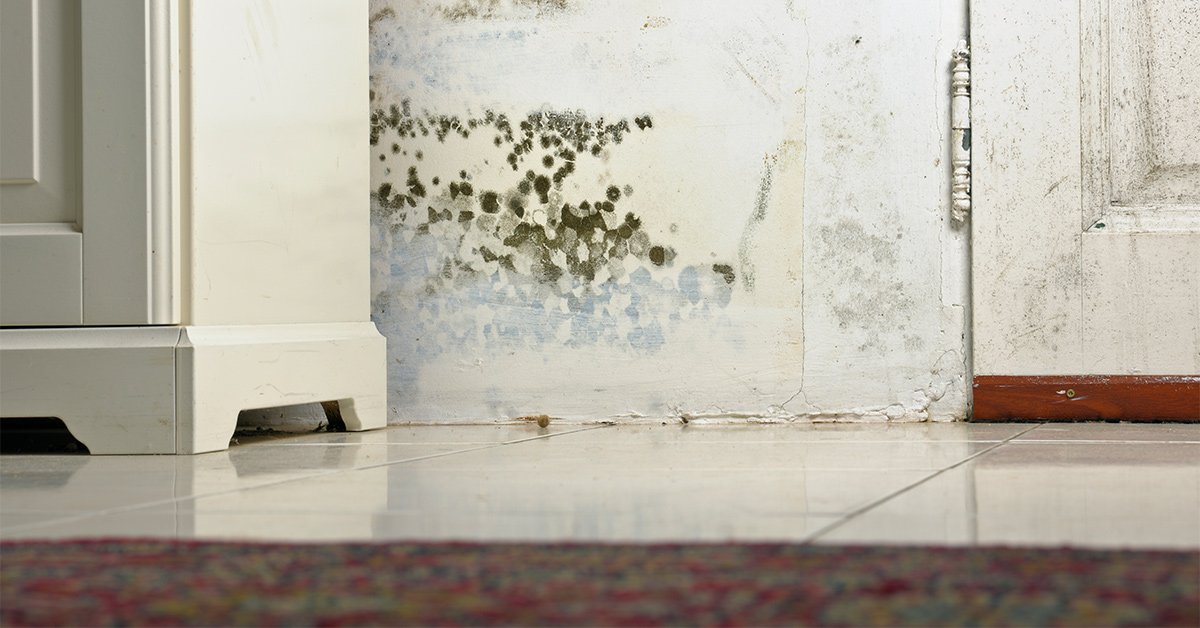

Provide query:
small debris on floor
left=516, top=414, right=552, bottom=428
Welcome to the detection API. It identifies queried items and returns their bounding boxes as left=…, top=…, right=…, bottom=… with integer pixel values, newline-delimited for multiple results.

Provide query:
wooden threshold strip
left=973, top=375, right=1200, bottom=421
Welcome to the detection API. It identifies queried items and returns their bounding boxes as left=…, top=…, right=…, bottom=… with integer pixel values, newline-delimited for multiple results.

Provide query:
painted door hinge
left=951, top=40, right=971, bottom=223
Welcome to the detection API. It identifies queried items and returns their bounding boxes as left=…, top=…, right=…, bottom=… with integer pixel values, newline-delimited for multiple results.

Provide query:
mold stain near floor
left=369, top=98, right=742, bottom=395
left=434, top=0, right=574, bottom=22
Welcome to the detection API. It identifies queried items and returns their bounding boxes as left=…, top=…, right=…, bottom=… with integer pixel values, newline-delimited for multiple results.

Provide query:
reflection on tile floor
left=1, top=422, right=1198, bottom=548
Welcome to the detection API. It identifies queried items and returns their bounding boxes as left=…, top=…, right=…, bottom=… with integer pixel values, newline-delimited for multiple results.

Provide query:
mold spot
left=712, top=264, right=736, bottom=285
left=508, top=195, right=526, bottom=217
left=606, top=185, right=621, bottom=202
left=534, top=175, right=551, bottom=203
left=480, top=191, right=501, bottom=214
left=407, top=167, right=427, bottom=198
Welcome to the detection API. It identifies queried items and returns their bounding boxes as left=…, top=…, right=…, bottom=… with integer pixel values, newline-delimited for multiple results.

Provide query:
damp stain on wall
left=369, top=98, right=740, bottom=391
left=813, top=217, right=915, bottom=352
left=737, top=156, right=775, bottom=292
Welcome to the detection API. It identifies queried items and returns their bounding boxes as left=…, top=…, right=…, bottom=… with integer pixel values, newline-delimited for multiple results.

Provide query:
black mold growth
left=370, top=102, right=734, bottom=288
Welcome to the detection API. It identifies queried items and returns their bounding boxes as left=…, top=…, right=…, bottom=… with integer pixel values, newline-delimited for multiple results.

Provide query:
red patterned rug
left=2, top=540, right=1197, bottom=626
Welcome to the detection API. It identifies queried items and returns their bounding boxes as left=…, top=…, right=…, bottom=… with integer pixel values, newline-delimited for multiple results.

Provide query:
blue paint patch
left=678, top=266, right=701, bottom=305
left=627, top=322, right=665, bottom=352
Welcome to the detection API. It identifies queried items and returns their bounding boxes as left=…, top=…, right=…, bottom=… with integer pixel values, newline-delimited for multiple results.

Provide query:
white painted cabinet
left=0, top=0, right=386, bottom=453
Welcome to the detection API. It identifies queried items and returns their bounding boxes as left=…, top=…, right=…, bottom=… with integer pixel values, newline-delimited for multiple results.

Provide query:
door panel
left=1, top=0, right=39, bottom=185
left=0, top=224, right=81, bottom=325
left=1081, top=0, right=1200, bottom=224
left=1, top=0, right=83, bottom=326
left=973, top=0, right=1200, bottom=417
left=1, top=0, right=179, bottom=327
left=1, top=0, right=80, bottom=223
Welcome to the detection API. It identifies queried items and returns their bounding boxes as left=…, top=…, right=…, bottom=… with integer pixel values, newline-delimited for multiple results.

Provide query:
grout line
left=1006, top=439, right=1200, bottom=445
left=0, top=425, right=613, bottom=535
left=347, top=425, right=612, bottom=474
left=500, top=425, right=613, bottom=446
left=801, top=422, right=1046, bottom=544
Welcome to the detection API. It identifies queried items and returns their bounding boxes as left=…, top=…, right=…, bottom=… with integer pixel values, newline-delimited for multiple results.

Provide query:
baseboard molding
left=973, top=375, right=1200, bottom=421
left=1, top=323, right=387, bottom=454
left=176, top=323, right=388, bottom=454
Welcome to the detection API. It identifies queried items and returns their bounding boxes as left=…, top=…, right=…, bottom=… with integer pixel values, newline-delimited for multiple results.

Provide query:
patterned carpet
left=2, top=540, right=1197, bottom=626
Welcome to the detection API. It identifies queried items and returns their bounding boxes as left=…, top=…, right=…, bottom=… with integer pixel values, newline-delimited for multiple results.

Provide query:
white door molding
left=80, top=0, right=179, bottom=325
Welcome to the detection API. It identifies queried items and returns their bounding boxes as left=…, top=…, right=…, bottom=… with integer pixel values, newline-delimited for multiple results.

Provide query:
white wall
left=369, top=0, right=970, bottom=423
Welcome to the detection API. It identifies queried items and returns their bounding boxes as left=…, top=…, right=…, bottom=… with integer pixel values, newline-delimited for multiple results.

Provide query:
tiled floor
left=1, top=422, right=1198, bottom=548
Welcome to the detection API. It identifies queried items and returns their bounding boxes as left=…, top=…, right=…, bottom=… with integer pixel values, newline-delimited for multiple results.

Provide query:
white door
left=972, top=0, right=1200, bottom=419
left=1, top=0, right=178, bottom=326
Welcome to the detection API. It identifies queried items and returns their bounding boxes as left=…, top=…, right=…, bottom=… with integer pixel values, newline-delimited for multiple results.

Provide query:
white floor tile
left=0, top=435, right=556, bottom=529
left=0, top=511, right=72, bottom=529
left=1016, top=422, right=1200, bottom=443
left=4, top=423, right=1196, bottom=549
left=812, top=442, right=1200, bottom=549
left=0, top=509, right=849, bottom=544
left=0, top=444, right=450, bottom=517
left=104, top=433, right=942, bottom=541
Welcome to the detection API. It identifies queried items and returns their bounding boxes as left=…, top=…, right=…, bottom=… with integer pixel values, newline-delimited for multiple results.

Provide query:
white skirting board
left=0, top=323, right=387, bottom=454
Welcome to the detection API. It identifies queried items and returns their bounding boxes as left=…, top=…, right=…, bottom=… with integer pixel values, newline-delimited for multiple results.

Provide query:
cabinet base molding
left=972, top=375, right=1200, bottom=421
left=0, top=323, right=387, bottom=454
